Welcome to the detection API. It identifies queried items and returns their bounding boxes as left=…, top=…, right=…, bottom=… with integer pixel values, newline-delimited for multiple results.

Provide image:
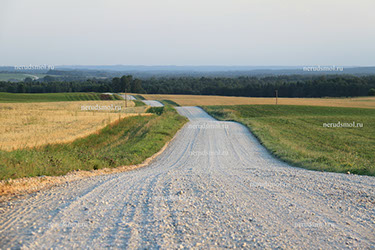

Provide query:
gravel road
left=142, top=100, right=164, bottom=107
left=0, top=106, right=374, bottom=249
left=118, top=94, right=136, bottom=100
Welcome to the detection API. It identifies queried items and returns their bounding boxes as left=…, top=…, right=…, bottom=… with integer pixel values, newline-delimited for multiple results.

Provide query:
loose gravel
left=0, top=106, right=374, bottom=249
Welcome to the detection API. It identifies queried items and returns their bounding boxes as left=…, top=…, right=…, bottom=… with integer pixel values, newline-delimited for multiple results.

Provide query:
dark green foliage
left=112, top=75, right=145, bottom=93
left=112, top=77, right=121, bottom=92
left=120, top=75, right=132, bottom=92
left=141, top=75, right=375, bottom=98
left=24, top=77, right=33, bottom=83
left=131, top=79, right=145, bottom=93
left=146, top=107, right=164, bottom=115
left=2, top=74, right=375, bottom=98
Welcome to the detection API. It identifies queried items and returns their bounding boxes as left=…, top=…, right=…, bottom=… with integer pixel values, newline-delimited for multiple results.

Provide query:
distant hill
left=1, top=65, right=375, bottom=79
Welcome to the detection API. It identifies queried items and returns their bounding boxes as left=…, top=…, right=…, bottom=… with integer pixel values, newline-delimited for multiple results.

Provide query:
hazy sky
left=0, top=0, right=374, bottom=66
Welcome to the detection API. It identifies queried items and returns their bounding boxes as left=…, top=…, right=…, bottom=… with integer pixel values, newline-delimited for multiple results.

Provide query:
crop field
left=204, top=105, right=375, bottom=176
left=141, top=94, right=375, bottom=109
left=0, top=106, right=186, bottom=180
left=0, top=100, right=148, bottom=151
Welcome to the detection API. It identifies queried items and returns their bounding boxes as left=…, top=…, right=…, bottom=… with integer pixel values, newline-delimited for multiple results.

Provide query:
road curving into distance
left=142, top=100, right=164, bottom=107
left=118, top=94, right=136, bottom=101
left=0, top=106, right=374, bottom=248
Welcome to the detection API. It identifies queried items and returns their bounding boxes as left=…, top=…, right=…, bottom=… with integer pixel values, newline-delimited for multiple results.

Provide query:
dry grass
left=0, top=129, right=176, bottom=201
left=0, top=100, right=148, bottom=151
left=0, top=107, right=185, bottom=200
left=141, top=94, right=375, bottom=109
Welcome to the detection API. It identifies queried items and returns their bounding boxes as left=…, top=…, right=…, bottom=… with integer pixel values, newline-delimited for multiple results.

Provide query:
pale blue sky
left=0, top=0, right=374, bottom=66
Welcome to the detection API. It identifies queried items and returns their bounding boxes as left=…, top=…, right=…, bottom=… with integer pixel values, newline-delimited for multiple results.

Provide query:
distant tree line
left=0, top=75, right=145, bottom=94
left=141, top=75, right=375, bottom=97
left=1, top=75, right=375, bottom=97
left=111, top=75, right=144, bottom=93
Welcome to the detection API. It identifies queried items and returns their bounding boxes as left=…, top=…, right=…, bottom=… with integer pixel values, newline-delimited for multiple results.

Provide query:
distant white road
left=118, top=94, right=136, bottom=100
left=142, top=100, right=164, bottom=107
left=0, top=107, right=374, bottom=249
left=101, top=93, right=135, bottom=100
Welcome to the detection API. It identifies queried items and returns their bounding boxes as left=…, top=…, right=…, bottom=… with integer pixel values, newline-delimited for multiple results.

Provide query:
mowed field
left=141, top=94, right=375, bottom=109
left=0, top=100, right=147, bottom=151
left=204, top=105, right=375, bottom=176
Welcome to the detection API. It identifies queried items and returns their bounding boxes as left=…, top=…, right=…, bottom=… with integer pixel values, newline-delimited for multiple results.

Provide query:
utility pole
left=125, top=89, right=128, bottom=108
left=275, top=90, right=278, bottom=105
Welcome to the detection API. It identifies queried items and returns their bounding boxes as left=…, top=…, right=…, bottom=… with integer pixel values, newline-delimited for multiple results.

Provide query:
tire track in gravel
left=0, top=106, right=374, bottom=249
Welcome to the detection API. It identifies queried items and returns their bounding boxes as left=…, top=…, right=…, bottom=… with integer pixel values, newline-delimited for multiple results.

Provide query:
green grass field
left=0, top=106, right=187, bottom=180
left=161, top=100, right=180, bottom=106
left=203, top=105, right=375, bottom=176
left=133, top=94, right=146, bottom=100
left=0, top=92, right=122, bottom=103
left=133, top=100, right=146, bottom=106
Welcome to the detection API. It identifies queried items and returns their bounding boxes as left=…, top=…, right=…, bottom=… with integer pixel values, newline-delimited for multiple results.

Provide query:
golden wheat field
left=141, top=94, right=375, bottom=109
left=0, top=100, right=148, bottom=151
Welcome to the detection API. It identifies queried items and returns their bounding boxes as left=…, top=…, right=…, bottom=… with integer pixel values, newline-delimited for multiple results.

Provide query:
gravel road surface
left=118, top=94, right=136, bottom=100
left=0, top=107, right=374, bottom=249
left=142, top=100, right=164, bottom=107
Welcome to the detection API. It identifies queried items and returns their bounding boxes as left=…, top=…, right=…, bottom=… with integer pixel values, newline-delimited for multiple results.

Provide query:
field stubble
left=142, top=94, right=375, bottom=109
left=0, top=100, right=147, bottom=151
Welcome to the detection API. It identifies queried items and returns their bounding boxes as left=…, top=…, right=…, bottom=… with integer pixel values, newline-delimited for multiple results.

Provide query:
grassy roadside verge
left=134, top=100, right=146, bottom=106
left=133, top=94, right=146, bottom=100
left=0, top=92, right=121, bottom=103
left=127, top=94, right=146, bottom=106
left=203, top=105, right=375, bottom=176
left=0, top=106, right=187, bottom=180
left=160, top=100, right=180, bottom=106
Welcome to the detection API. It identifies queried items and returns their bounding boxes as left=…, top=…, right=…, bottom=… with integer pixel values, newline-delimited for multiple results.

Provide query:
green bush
left=146, top=107, right=164, bottom=115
